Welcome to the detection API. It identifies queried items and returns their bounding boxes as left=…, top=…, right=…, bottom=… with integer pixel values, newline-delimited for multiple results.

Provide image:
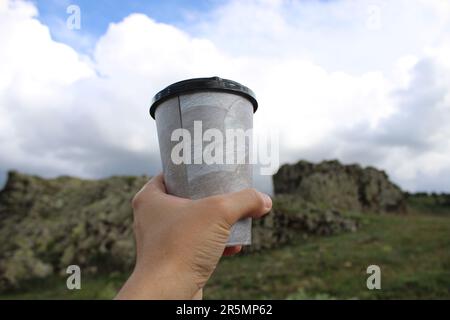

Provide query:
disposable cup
left=150, top=77, right=258, bottom=246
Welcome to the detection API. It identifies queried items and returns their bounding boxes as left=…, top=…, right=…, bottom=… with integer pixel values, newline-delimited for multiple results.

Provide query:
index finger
left=137, top=174, right=191, bottom=205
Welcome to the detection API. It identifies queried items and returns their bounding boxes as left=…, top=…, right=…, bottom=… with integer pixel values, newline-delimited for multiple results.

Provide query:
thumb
left=198, top=188, right=272, bottom=226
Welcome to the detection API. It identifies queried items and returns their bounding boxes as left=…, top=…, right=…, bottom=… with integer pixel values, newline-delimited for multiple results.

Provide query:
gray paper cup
left=149, top=77, right=258, bottom=246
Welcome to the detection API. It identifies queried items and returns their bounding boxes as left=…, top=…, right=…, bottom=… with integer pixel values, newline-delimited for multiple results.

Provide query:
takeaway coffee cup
left=149, top=77, right=258, bottom=246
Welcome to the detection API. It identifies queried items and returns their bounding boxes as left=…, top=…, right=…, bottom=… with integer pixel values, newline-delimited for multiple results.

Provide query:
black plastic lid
left=149, top=76, right=258, bottom=119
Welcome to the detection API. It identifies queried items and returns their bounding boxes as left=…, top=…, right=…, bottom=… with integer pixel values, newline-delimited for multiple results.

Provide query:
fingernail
left=261, top=192, right=272, bottom=209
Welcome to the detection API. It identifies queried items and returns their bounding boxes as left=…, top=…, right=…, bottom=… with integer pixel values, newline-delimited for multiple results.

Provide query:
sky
left=1, top=0, right=450, bottom=194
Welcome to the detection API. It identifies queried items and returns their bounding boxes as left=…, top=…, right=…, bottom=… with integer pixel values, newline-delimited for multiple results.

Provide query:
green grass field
left=1, top=212, right=449, bottom=299
left=209, top=213, right=450, bottom=299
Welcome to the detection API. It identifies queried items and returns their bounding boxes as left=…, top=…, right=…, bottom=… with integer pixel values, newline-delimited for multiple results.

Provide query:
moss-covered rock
left=0, top=171, right=147, bottom=290
left=273, top=160, right=406, bottom=213
left=0, top=169, right=359, bottom=291
left=247, top=195, right=358, bottom=252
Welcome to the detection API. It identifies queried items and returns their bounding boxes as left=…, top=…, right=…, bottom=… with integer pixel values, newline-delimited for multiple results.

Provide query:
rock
left=245, top=195, right=359, bottom=253
left=0, top=171, right=148, bottom=290
left=0, top=169, right=360, bottom=290
left=273, top=160, right=406, bottom=213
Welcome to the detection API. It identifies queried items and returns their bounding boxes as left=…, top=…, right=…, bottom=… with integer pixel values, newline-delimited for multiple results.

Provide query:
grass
left=1, top=213, right=449, bottom=299
left=0, top=274, right=126, bottom=300
left=208, top=213, right=450, bottom=299
left=406, top=193, right=450, bottom=215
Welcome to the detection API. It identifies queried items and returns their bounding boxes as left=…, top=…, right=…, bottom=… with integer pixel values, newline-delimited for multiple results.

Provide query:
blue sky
left=33, top=0, right=218, bottom=51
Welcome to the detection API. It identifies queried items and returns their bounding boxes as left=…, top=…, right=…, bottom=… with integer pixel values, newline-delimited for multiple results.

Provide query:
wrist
left=117, top=261, right=199, bottom=300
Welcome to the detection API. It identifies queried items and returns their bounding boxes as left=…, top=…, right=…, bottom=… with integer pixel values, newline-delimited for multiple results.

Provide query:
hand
left=115, top=174, right=272, bottom=300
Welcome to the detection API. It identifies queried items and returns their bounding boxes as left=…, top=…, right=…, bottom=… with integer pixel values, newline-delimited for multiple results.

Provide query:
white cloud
left=0, top=0, right=450, bottom=193
left=0, top=0, right=94, bottom=177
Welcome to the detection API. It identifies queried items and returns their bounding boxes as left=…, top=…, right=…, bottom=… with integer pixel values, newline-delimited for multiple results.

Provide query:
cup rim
left=149, top=76, right=258, bottom=119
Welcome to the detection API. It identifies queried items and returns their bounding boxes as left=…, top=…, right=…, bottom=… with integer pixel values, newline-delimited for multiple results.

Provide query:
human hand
left=115, top=174, right=272, bottom=300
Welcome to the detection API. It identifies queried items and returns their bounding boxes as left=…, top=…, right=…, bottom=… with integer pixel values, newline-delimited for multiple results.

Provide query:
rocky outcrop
left=273, top=160, right=406, bottom=213
left=0, top=171, right=147, bottom=290
left=0, top=170, right=358, bottom=290
left=1, top=158, right=404, bottom=290
left=250, top=195, right=358, bottom=252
